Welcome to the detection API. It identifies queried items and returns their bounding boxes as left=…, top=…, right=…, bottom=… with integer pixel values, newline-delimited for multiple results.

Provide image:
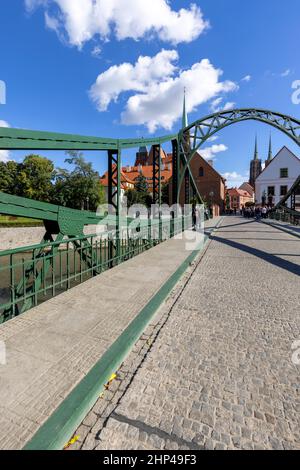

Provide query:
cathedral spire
left=254, top=135, right=258, bottom=160
left=267, top=134, right=273, bottom=161
left=182, top=88, right=188, bottom=129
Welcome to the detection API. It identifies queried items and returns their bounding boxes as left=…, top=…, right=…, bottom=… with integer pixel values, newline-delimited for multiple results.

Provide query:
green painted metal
left=0, top=212, right=191, bottom=323
left=274, top=175, right=300, bottom=210
left=1, top=107, right=300, bottom=320
left=23, top=218, right=224, bottom=451
left=107, top=148, right=122, bottom=262
left=177, top=108, right=300, bottom=200
left=0, top=191, right=109, bottom=232
left=152, top=144, right=161, bottom=206
left=267, top=175, right=300, bottom=226
left=0, top=126, right=176, bottom=151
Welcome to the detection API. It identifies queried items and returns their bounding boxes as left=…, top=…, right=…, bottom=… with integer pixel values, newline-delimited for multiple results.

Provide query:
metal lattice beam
left=177, top=109, right=300, bottom=200
left=152, top=144, right=161, bottom=205
left=0, top=127, right=176, bottom=151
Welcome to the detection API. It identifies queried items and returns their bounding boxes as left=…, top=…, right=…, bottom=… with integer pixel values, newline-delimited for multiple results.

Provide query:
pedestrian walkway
left=76, top=217, right=300, bottom=451
left=0, top=218, right=220, bottom=450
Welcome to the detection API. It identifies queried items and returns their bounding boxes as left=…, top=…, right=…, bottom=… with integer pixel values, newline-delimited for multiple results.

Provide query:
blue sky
left=0, top=0, right=300, bottom=186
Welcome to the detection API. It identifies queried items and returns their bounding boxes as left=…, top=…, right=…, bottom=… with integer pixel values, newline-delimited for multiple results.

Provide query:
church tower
left=249, top=136, right=262, bottom=188
left=135, top=145, right=149, bottom=166
left=265, top=134, right=273, bottom=168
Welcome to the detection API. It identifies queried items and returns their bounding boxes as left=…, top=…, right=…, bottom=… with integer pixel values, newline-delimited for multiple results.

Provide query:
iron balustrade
left=268, top=208, right=300, bottom=226
left=0, top=215, right=191, bottom=324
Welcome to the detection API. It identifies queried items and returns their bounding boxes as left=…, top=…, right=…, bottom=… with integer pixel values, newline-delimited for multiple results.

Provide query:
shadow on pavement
left=211, top=235, right=300, bottom=277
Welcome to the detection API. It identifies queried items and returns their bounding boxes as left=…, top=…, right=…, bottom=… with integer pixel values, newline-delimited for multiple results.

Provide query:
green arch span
left=177, top=108, right=300, bottom=201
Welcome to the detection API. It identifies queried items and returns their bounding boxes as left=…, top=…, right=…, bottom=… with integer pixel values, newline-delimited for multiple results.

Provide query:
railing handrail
left=0, top=215, right=191, bottom=257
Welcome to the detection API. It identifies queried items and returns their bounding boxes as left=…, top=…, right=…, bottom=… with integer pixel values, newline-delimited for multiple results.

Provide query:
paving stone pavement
left=76, top=217, right=300, bottom=451
left=0, top=218, right=219, bottom=450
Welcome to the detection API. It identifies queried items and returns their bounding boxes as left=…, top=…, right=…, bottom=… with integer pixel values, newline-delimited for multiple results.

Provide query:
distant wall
left=0, top=225, right=105, bottom=251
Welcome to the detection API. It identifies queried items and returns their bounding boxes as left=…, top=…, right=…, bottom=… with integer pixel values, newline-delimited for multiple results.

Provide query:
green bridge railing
left=268, top=207, right=300, bottom=226
left=0, top=215, right=192, bottom=324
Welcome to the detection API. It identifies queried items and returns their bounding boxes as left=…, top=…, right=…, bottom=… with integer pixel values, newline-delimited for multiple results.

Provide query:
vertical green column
left=108, top=148, right=121, bottom=265
left=152, top=144, right=161, bottom=206
left=172, top=139, right=179, bottom=205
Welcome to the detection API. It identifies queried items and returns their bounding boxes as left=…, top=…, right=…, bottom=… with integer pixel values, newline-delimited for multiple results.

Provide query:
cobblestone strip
left=71, top=238, right=213, bottom=450
left=72, top=217, right=300, bottom=451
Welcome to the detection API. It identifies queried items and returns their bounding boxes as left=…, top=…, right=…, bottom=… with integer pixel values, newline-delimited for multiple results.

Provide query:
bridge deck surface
left=0, top=219, right=219, bottom=450
left=75, top=217, right=300, bottom=451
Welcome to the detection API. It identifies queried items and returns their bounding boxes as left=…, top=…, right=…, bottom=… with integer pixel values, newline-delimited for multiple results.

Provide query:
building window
left=268, top=186, right=275, bottom=196
left=199, top=167, right=204, bottom=177
left=280, top=185, right=288, bottom=196
left=280, top=168, right=288, bottom=178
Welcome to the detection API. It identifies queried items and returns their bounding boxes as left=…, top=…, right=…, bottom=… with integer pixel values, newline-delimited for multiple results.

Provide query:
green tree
left=16, top=155, right=54, bottom=201
left=135, top=174, right=148, bottom=193
left=52, top=151, right=106, bottom=211
left=0, top=161, right=18, bottom=193
left=125, top=188, right=141, bottom=207
left=132, top=174, right=152, bottom=207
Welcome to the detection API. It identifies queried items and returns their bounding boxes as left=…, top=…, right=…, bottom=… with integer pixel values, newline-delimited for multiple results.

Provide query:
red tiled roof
left=100, top=166, right=135, bottom=190
left=226, top=188, right=252, bottom=197
left=100, top=164, right=172, bottom=191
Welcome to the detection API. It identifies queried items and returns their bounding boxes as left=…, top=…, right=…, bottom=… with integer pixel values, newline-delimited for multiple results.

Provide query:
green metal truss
left=0, top=126, right=176, bottom=151
left=177, top=108, right=300, bottom=201
left=1, top=107, right=300, bottom=318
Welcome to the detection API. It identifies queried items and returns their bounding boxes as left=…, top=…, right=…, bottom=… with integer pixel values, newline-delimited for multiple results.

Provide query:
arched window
left=199, top=167, right=204, bottom=177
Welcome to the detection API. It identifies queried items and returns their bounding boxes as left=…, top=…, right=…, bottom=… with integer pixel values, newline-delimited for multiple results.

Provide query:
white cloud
left=91, top=45, right=102, bottom=58
left=241, top=75, right=251, bottom=82
left=222, top=101, right=236, bottom=111
left=207, top=135, right=219, bottom=142
left=210, top=98, right=236, bottom=113
left=90, top=50, right=238, bottom=132
left=0, top=120, right=11, bottom=162
left=222, top=171, right=249, bottom=188
left=210, top=97, right=222, bottom=113
left=200, top=144, right=228, bottom=161
left=281, top=69, right=291, bottom=77
left=25, top=0, right=209, bottom=48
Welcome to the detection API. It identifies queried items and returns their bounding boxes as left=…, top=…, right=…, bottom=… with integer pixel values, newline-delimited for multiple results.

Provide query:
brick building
left=226, top=187, right=254, bottom=211
left=100, top=148, right=226, bottom=216
left=100, top=94, right=226, bottom=215
left=181, top=153, right=226, bottom=217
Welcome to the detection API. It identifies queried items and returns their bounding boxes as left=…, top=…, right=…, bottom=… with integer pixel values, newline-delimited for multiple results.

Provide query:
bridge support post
left=152, top=144, right=162, bottom=241
left=185, top=169, right=190, bottom=205
left=108, top=148, right=121, bottom=265
left=152, top=144, right=161, bottom=206
left=172, top=139, right=179, bottom=205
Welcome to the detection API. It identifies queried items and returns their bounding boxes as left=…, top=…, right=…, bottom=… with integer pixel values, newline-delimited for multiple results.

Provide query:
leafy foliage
left=125, top=173, right=152, bottom=208
left=52, top=151, right=106, bottom=210
left=0, top=152, right=106, bottom=211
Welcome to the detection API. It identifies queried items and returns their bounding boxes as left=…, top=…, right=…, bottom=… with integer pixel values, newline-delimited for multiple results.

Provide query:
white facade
left=255, top=147, right=300, bottom=206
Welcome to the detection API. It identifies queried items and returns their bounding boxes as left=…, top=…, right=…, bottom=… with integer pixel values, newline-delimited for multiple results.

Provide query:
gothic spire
left=254, top=135, right=258, bottom=160
left=267, top=134, right=273, bottom=161
left=182, top=88, right=188, bottom=129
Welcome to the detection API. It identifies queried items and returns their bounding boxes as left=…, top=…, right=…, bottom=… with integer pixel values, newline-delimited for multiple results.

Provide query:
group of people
left=240, top=205, right=272, bottom=219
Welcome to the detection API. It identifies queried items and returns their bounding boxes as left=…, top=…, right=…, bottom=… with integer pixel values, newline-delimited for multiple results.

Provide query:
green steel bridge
left=0, top=108, right=300, bottom=322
